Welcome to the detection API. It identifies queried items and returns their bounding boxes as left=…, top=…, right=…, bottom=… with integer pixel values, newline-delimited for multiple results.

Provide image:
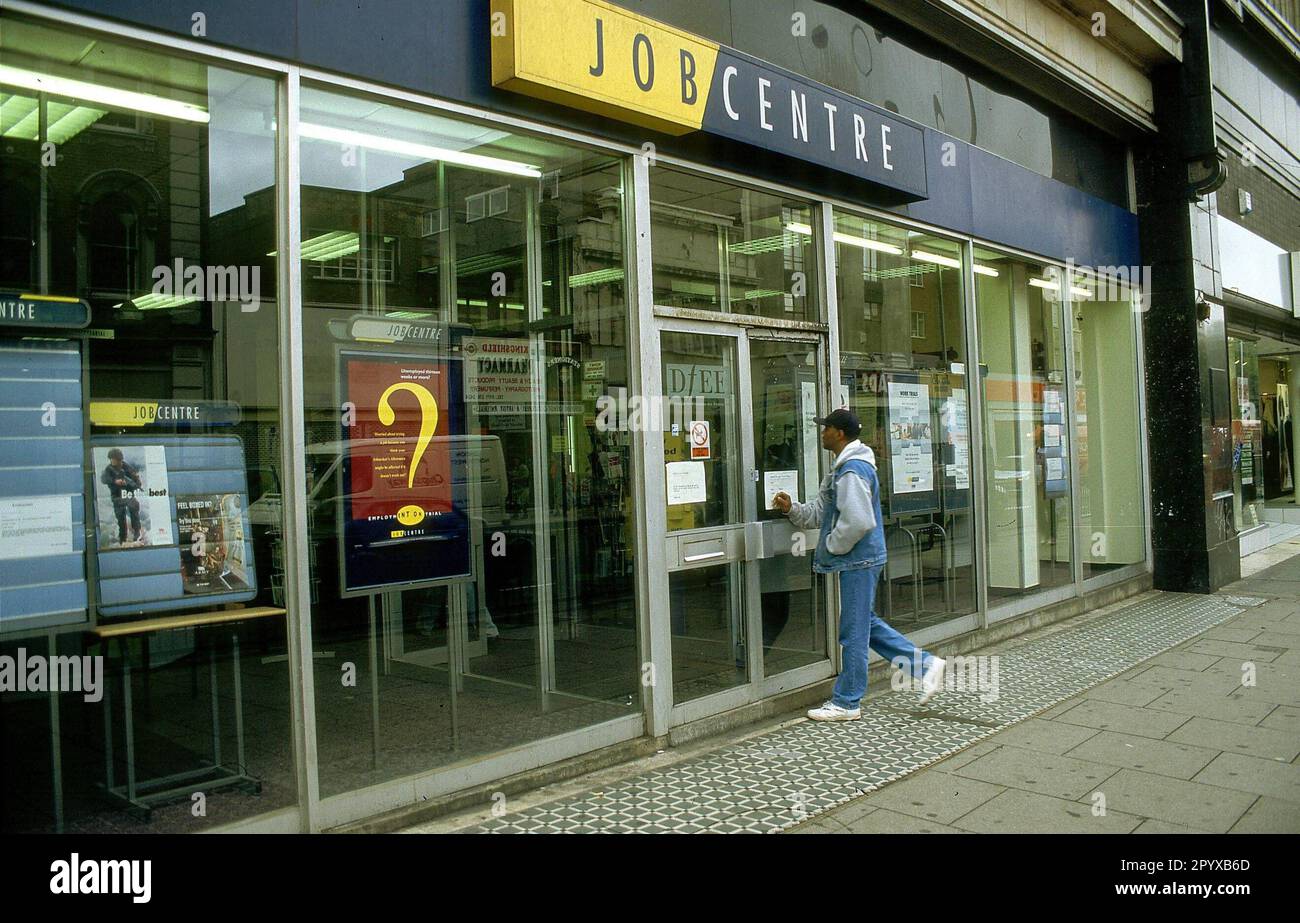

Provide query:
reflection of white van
left=247, top=435, right=505, bottom=530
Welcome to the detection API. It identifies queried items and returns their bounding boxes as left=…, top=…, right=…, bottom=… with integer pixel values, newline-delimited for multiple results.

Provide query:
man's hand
left=772, top=491, right=792, bottom=513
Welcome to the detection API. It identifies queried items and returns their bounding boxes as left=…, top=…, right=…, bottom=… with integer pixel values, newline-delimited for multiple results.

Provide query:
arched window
left=87, top=191, right=141, bottom=294
left=0, top=173, right=35, bottom=289
left=77, top=172, right=159, bottom=298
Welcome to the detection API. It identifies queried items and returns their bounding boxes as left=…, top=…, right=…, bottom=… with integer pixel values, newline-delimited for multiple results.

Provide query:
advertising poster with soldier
left=92, top=444, right=174, bottom=550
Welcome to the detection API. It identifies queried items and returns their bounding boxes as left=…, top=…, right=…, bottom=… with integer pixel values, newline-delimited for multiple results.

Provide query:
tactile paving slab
left=465, top=592, right=1252, bottom=834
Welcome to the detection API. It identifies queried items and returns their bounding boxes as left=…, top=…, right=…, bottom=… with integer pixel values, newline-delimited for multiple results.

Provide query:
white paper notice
left=887, top=381, right=934, bottom=494
left=763, top=470, right=800, bottom=510
left=1046, top=457, right=1064, bottom=480
left=0, top=495, right=74, bottom=560
left=1043, top=424, right=1061, bottom=447
left=951, top=444, right=970, bottom=489
left=800, top=380, right=819, bottom=488
left=665, top=461, right=707, bottom=505
left=945, top=388, right=970, bottom=490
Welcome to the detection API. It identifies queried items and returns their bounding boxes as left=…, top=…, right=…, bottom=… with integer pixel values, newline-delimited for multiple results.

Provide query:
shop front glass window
left=1228, top=337, right=1264, bottom=533
left=833, top=212, right=977, bottom=629
left=974, top=247, right=1074, bottom=602
left=1258, top=356, right=1294, bottom=501
left=0, top=16, right=295, bottom=832
left=649, top=167, right=816, bottom=321
left=1071, top=274, right=1146, bottom=575
left=298, top=84, right=639, bottom=797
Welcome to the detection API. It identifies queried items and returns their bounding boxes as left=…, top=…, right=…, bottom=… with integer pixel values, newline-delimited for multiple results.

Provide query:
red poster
left=346, top=358, right=451, bottom=523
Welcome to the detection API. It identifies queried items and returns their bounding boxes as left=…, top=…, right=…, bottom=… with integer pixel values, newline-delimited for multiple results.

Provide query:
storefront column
left=626, top=153, right=672, bottom=737
left=817, top=202, right=842, bottom=671
left=961, top=240, right=991, bottom=628
left=1062, top=290, right=1085, bottom=591
left=1137, top=0, right=1239, bottom=592
left=276, top=66, right=322, bottom=832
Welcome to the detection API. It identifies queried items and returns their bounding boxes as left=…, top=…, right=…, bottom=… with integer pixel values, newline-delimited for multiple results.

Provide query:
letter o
left=632, top=33, right=654, bottom=91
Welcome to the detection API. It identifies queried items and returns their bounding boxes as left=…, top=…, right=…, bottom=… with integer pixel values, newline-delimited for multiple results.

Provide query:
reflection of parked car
left=246, top=435, right=505, bottom=636
left=247, top=435, right=505, bottom=530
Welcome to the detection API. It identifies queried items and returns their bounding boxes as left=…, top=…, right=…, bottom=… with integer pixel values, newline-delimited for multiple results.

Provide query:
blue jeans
left=831, top=564, right=934, bottom=709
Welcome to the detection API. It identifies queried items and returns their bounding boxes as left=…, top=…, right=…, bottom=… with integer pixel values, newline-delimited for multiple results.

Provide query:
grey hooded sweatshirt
left=785, top=440, right=879, bottom=555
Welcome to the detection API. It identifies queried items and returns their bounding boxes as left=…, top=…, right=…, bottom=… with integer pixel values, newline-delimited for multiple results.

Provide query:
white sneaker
left=807, top=701, right=861, bottom=721
left=918, top=657, right=946, bottom=704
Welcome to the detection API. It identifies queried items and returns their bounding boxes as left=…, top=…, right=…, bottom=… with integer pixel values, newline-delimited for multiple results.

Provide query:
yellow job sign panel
left=491, top=0, right=718, bottom=135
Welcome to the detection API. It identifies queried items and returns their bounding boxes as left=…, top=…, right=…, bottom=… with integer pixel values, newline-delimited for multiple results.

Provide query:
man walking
left=773, top=409, right=945, bottom=721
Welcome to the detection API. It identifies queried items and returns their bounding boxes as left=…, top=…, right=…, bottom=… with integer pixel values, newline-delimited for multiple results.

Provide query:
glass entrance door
left=748, top=335, right=829, bottom=678
left=659, top=321, right=830, bottom=711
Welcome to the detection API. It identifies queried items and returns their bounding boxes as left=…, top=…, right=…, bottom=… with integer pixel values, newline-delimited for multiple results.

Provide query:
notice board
left=884, top=372, right=940, bottom=517
left=337, top=345, right=470, bottom=596
left=0, top=338, right=88, bottom=631
left=91, top=435, right=258, bottom=617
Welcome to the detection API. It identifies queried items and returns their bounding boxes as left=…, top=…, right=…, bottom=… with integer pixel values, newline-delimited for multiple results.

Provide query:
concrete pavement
left=793, top=547, right=1300, bottom=834
left=399, top=542, right=1300, bottom=834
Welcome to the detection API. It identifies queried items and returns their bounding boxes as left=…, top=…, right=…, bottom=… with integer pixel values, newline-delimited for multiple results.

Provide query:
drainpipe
left=1167, top=0, right=1228, bottom=201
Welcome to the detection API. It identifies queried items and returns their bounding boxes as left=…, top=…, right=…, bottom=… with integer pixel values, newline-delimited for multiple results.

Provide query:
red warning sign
left=689, top=420, right=711, bottom=460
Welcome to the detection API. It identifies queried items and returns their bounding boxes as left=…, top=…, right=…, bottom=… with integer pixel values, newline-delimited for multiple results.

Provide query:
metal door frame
left=655, top=316, right=834, bottom=726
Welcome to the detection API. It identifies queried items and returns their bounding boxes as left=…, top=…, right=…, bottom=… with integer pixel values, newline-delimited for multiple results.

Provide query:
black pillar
left=1135, top=0, right=1239, bottom=593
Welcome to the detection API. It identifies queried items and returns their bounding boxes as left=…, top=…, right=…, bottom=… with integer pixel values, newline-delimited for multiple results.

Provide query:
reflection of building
left=0, top=106, right=224, bottom=399
left=0, top=0, right=1292, bottom=837
left=1141, top=0, right=1300, bottom=580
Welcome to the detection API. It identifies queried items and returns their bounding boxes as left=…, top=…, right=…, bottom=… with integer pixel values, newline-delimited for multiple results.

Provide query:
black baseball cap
left=813, top=408, right=860, bottom=439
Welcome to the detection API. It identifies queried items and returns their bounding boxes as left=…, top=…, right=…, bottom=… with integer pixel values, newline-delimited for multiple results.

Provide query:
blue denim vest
left=812, top=458, right=889, bottom=573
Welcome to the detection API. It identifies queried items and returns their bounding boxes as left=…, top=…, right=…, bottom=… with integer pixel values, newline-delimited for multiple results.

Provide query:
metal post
left=275, top=66, right=323, bottom=831
left=961, top=239, right=991, bottom=629
left=122, top=639, right=137, bottom=803
left=210, top=640, right=222, bottom=767
left=103, top=640, right=115, bottom=791
left=1062, top=278, right=1084, bottom=591
left=626, top=153, right=672, bottom=736
left=232, top=631, right=246, bottom=772
left=367, top=595, right=380, bottom=768
left=525, top=183, right=557, bottom=711
left=47, top=632, right=63, bottom=832
left=37, top=90, right=48, bottom=292
left=447, top=587, right=462, bottom=750
left=817, top=202, right=842, bottom=668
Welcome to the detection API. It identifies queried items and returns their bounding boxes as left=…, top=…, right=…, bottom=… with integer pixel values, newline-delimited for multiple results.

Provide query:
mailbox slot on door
left=749, top=519, right=819, bottom=560
left=666, top=532, right=740, bottom=571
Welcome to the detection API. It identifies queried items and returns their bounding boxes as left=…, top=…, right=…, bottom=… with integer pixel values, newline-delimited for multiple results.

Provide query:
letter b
left=680, top=49, right=697, bottom=104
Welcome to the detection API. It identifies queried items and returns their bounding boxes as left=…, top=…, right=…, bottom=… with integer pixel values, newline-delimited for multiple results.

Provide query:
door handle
left=683, top=550, right=726, bottom=563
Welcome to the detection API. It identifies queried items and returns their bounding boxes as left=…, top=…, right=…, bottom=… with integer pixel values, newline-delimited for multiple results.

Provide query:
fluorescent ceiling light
left=269, top=231, right=396, bottom=261
left=909, top=248, right=959, bottom=269
left=729, top=233, right=795, bottom=256
left=114, top=292, right=199, bottom=311
left=785, top=222, right=903, bottom=256
left=0, top=94, right=108, bottom=143
left=1031, top=278, right=1096, bottom=298
left=0, top=64, right=209, bottom=123
left=910, top=248, right=1000, bottom=277
left=568, top=267, right=624, bottom=288
left=299, top=121, right=541, bottom=177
